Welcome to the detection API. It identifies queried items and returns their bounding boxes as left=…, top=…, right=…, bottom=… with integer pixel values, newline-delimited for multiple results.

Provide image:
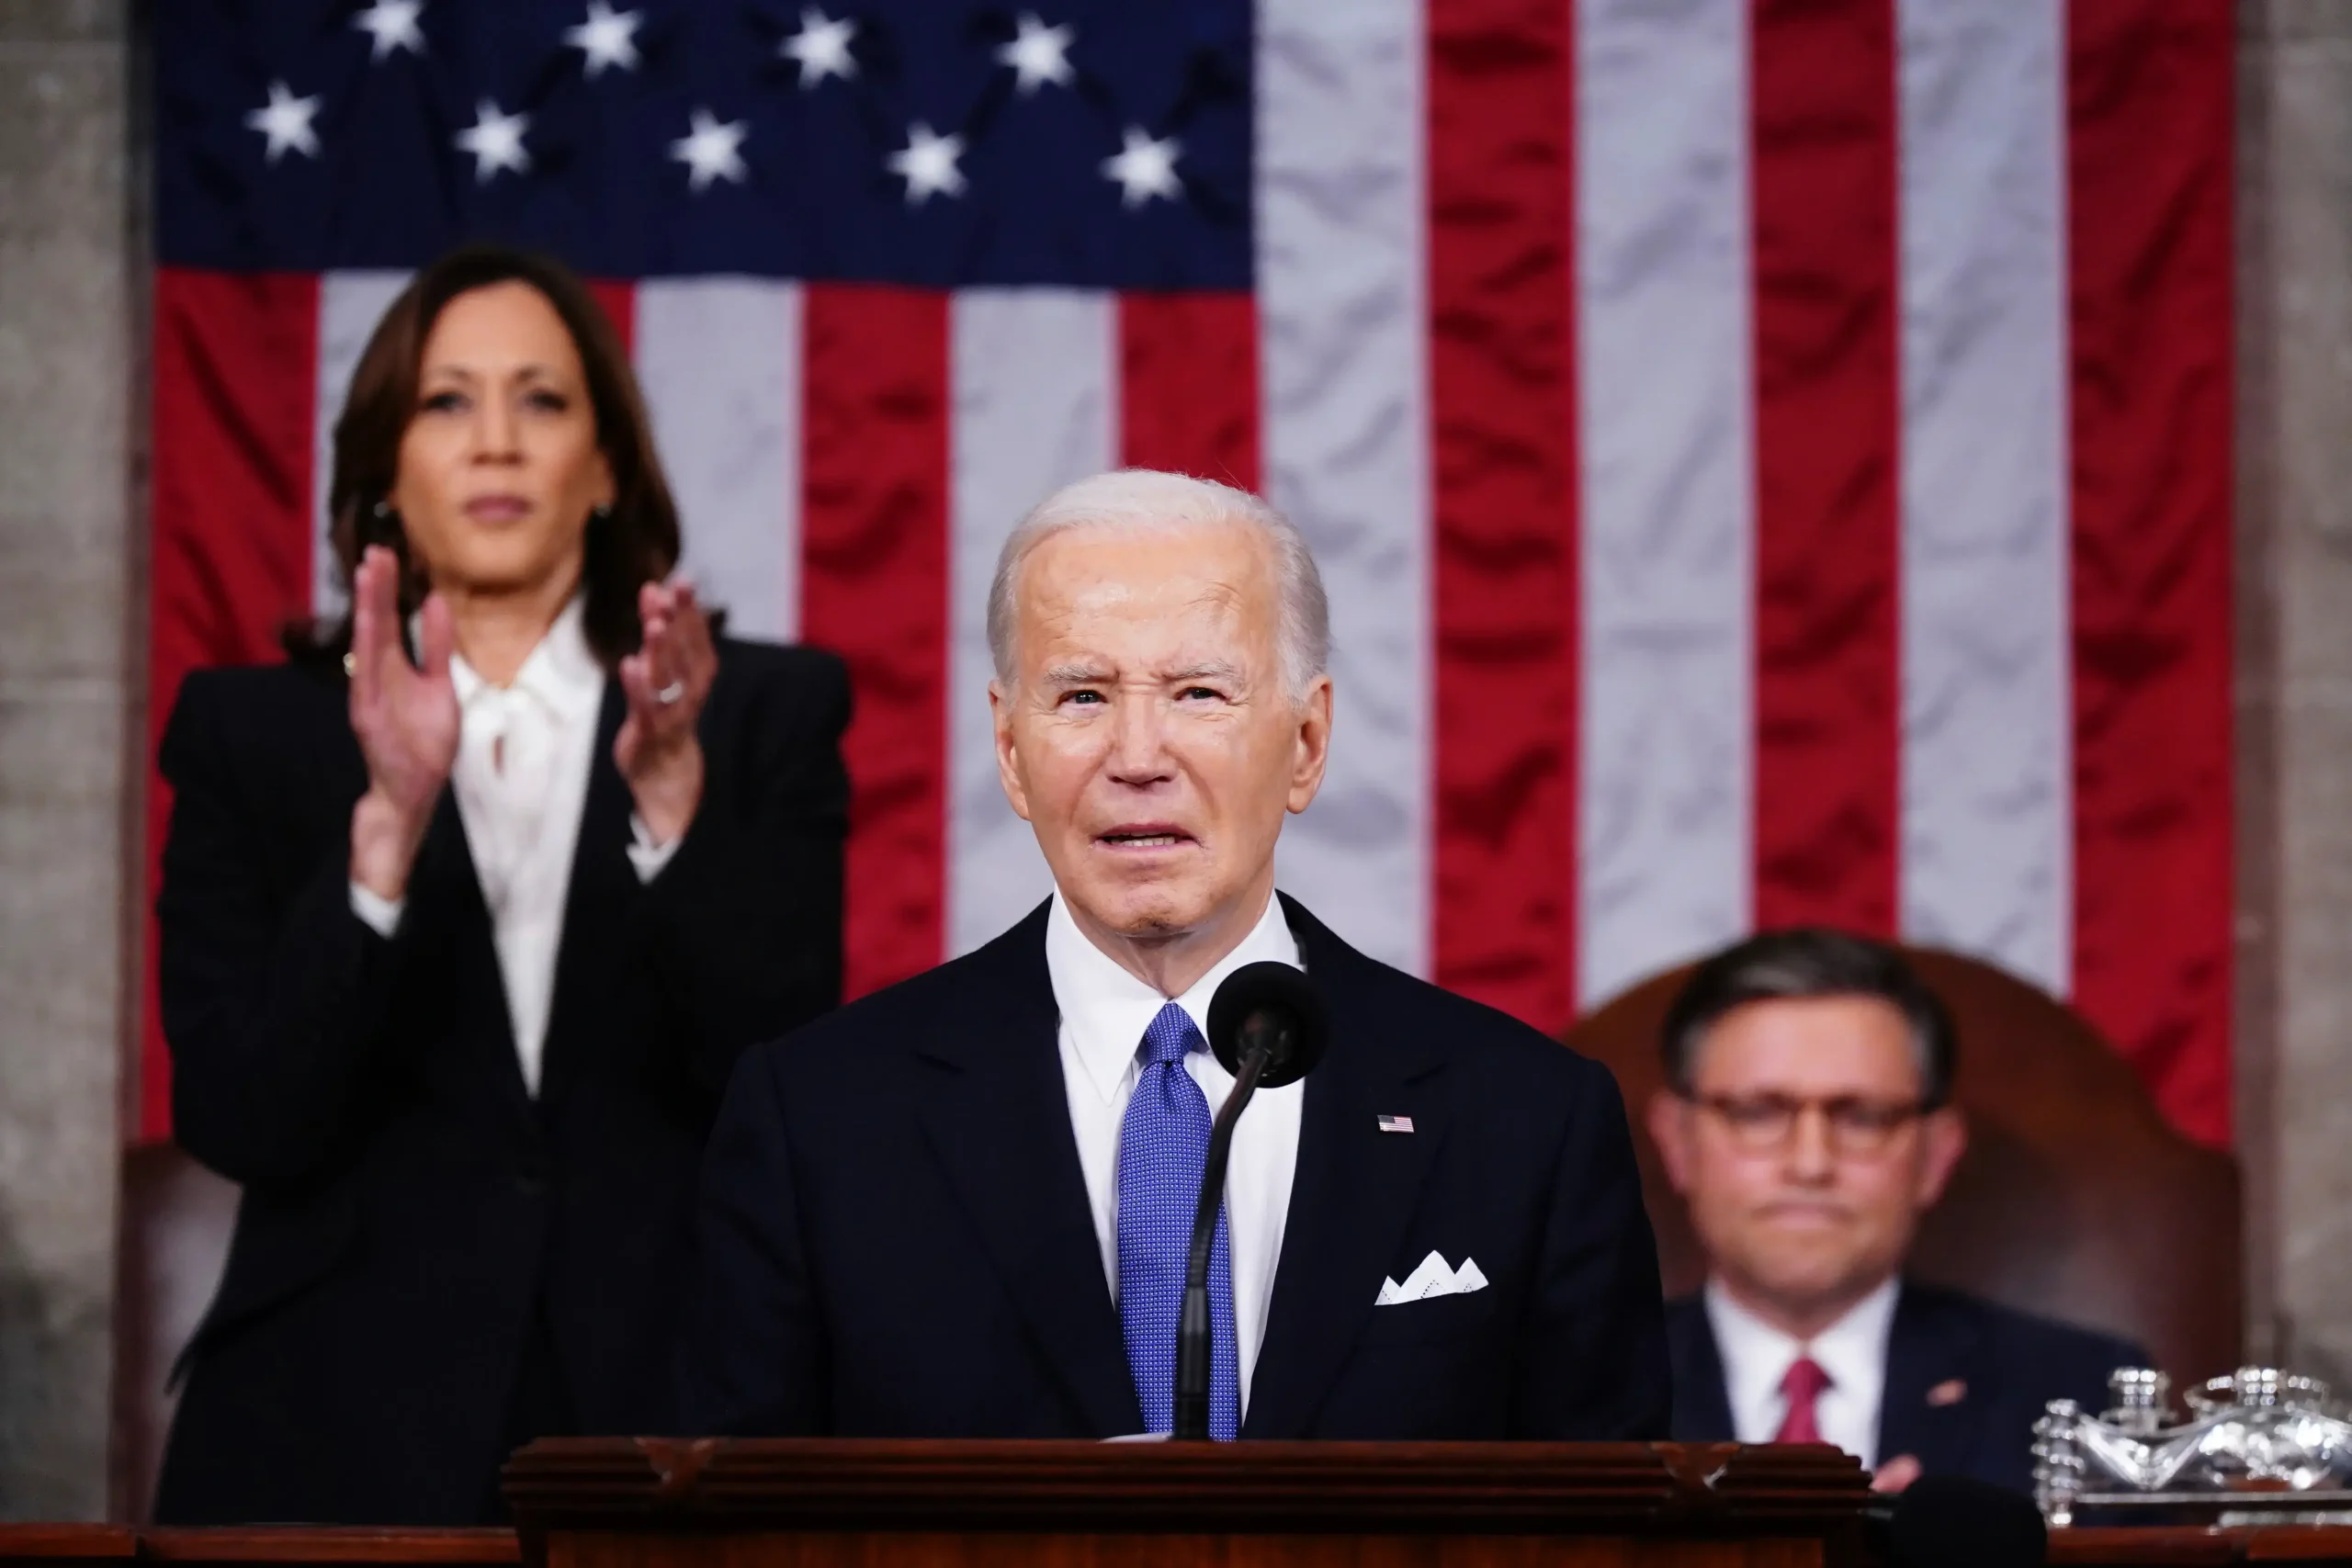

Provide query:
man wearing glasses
left=1645, top=929, right=2143, bottom=1495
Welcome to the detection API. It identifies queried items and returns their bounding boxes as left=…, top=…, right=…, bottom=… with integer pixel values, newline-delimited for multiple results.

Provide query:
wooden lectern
left=504, top=1439, right=1876, bottom=1568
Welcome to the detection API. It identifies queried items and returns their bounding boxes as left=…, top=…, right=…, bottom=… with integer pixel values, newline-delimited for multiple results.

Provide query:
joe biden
left=680, top=468, right=1669, bottom=1440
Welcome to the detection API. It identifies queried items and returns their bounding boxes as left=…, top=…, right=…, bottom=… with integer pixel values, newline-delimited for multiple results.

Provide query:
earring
left=590, top=503, right=612, bottom=525
left=372, top=500, right=392, bottom=520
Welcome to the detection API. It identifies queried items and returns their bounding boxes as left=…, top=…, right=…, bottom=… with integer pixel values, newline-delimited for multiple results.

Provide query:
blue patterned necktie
left=1116, top=1001, right=1240, bottom=1439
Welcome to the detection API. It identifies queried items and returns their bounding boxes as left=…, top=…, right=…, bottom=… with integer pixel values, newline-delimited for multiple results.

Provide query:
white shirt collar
left=445, top=593, right=602, bottom=717
left=1704, top=1274, right=1899, bottom=1434
left=1045, top=888, right=1303, bottom=1107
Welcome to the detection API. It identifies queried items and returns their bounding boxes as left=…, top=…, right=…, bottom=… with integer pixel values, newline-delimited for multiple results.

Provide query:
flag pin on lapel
left=1377, top=1114, right=1415, bottom=1134
left=1927, top=1379, right=1967, bottom=1407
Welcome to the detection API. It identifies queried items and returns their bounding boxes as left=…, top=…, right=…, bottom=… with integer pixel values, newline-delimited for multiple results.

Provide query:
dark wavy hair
left=284, top=243, right=684, bottom=669
left=1658, top=927, right=1959, bottom=1111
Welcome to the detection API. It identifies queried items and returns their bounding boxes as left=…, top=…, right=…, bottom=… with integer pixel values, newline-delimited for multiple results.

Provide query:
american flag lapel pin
left=1376, top=1114, right=1415, bottom=1134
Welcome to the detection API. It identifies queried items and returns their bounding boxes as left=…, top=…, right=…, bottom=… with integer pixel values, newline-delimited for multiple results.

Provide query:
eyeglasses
left=1687, top=1091, right=1927, bottom=1156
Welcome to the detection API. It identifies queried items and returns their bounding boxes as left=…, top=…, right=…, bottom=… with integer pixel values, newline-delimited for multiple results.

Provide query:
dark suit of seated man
left=680, top=468, right=1670, bottom=1441
left=1645, top=930, right=2145, bottom=1495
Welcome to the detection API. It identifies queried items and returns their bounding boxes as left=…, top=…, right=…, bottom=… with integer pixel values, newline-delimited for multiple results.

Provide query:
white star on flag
left=671, top=108, right=748, bottom=191
left=781, top=8, right=857, bottom=88
left=351, top=0, right=424, bottom=61
left=996, top=13, right=1074, bottom=94
left=455, top=100, right=530, bottom=183
left=244, top=81, right=322, bottom=164
left=887, top=122, right=966, bottom=205
left=562, top=1, right=641, bottom=78
left=1102, top=127, right=1181, bottom=209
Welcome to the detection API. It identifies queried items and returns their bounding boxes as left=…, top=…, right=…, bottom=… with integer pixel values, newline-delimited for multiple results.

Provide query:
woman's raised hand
left=347, top=544, right=459, bottom=900
left=614, top=579, right=716, bottom=846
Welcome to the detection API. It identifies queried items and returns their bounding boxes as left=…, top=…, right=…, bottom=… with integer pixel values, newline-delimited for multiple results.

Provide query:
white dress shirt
left=1046, top=888, right=1304, bottom=1418
left=1705, top=1275, right=1900, bottom=1467
left=348, top=596, right=678, bottom=1094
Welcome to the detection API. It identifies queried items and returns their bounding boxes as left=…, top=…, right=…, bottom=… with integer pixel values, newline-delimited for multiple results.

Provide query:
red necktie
left=1775, top=1356, right=1830, bottom=1444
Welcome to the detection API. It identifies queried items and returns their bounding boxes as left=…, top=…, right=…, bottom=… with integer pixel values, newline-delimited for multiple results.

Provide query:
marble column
left=0, top=0, right=132, bottom=1522
left=2237, top=0, right=2352, bottom=1382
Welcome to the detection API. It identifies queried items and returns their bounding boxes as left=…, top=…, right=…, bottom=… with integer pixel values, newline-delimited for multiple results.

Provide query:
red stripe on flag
left=799, top=285, right=951, bottom=1000
left=1428, top=0, right=1579, bottom=1030
left=586, top=277, right=635, bottom=355
left=2067, top=0, right=2233, bottom=1146
left=142, top=267, right=322, bottom=1141
left=1118, top=292, right=1260, bottom=491
left=1749, top=0, right=1903, bottom=937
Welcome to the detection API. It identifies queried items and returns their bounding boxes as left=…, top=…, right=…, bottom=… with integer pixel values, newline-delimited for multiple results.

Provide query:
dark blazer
left=153, top=638, right=849, bottom=1526
left=1666, top=1280, right=2146, bottom=1493
left=680, top=893, right=1670, bottom=1441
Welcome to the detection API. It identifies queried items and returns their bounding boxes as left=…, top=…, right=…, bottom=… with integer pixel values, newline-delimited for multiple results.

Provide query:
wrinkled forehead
left=1687, top=994, right=1925, bottom=1098
left=1013, top=520, right=1280, bottom=664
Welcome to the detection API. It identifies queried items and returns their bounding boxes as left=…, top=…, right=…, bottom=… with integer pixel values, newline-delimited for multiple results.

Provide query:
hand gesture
left=347, top=545, right=458, bottom=898
left=1871, top=1454, right=1922, bottom=1495
left=615, top=580, right=717, bottom=845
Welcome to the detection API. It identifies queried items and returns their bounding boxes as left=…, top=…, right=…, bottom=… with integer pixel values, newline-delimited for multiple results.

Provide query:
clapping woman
left=152, top=245, right=847, bottom=1524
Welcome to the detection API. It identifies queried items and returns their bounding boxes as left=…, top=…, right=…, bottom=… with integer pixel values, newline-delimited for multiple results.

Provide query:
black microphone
left=1883, top=1476, right=2047, bottom=1568
left=1170, top=962, right=1329, bottom=1440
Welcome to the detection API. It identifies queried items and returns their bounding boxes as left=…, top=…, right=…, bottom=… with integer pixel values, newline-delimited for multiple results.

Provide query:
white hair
left=986, top=468, right=1331, bottom=701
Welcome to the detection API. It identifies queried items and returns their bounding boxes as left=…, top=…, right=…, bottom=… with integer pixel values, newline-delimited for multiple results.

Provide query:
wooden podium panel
left=15, top=1495, right=2352, bottom=1568
left=2048, top=1529, right=2352, bottom=1567
left=503, top=1439, right=1874, bottom=1568
left=0, top=1529, right=514, bottom=1568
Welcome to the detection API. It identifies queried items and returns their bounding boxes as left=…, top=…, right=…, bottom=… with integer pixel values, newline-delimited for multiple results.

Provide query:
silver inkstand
left=2035, top=1366, right=2352, bottom=1527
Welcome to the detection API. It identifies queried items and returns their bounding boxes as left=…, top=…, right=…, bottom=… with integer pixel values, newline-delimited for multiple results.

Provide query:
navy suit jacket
left=1666, top=1280, right=2145, bottom=1493
left=680, top=894, right=1671, bottom=1439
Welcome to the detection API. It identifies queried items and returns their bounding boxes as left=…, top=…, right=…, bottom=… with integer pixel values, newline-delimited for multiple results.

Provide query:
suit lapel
left=405, top=778, right=538, bottom=1122
left=913, top=904, right=1143, bottom=1438
left=1667, top=1300, right=1738, bottom=1441
left=322, top=662, right=542, bottom=1121
left=1877, top=1282, right=1982, bottom=1475
left=537, top=680, right=632, bottom=1106
left=1241, top=897, right=1446, bottom=1438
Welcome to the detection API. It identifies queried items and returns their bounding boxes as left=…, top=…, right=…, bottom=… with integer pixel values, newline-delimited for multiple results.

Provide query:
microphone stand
left=1170, top=1022, right=1275, bottom=1441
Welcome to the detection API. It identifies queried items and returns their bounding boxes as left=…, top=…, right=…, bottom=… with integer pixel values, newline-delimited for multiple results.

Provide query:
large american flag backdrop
left=145, top=0, right=2233, bottom=1145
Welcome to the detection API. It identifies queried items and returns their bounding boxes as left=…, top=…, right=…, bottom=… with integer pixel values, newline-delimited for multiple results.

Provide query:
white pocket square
left=1374, top=1249, right=1488, bottom=1305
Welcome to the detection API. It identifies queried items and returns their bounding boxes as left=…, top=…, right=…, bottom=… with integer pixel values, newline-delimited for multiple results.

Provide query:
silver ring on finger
left=654, top=680, right=687, bottom=706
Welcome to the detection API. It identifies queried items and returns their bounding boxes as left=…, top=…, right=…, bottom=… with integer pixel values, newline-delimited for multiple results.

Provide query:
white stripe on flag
left=1896, top=0, right=2071, bottom=992
left=1256, top=0, right=1430, bottom=976
left=1574, top=0, right=1755, bottom=1006
left=311, top=271, right=412, bottom=617
left=945, top=290, right=1117, bottom=956
left=634, top=277, right=804, bottom=640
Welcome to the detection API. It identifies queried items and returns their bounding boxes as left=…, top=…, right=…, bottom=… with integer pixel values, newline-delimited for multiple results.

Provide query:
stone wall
left=0, top=0, right=133, bottom=1523
left=2238, top=0, right=2352, bottom=1385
